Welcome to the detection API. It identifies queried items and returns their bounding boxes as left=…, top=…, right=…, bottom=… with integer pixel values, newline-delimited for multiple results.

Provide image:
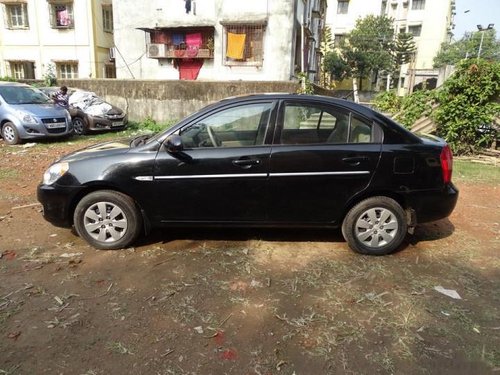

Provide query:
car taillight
left=440, top=145, right=453, bottom=184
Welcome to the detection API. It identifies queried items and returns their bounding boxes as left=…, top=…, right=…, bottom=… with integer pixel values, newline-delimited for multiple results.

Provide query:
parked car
left=37, top=94, right=458, bottom=255
left=39, top=87, right=128, bottom=135
left=0, top=82, right=73, bottom=145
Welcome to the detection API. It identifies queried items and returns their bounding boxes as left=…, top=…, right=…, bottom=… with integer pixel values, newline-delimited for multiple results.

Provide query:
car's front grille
left=41, top=117, right=67, bottom=133
left=105, top=114, right=125, bottom=120
left=47, top=127, right=67, bottom=134
left=41, top=117, right=66, bottom=124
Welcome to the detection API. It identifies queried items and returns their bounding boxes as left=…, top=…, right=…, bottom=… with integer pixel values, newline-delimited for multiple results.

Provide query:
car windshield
left=0, top=86, right=51, bottom=105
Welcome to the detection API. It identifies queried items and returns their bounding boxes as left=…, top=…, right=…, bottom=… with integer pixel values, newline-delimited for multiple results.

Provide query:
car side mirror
left=165, top=134, right=184, bottom=153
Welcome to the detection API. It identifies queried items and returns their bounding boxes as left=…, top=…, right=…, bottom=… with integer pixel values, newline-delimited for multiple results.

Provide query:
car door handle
left=232, top=158, right=261, bottom=168
left=342, top=156, right=369, bottom=166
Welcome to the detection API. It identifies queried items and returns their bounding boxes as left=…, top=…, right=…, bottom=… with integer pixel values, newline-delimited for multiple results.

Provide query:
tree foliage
left=340, top=15, right=395, bottom=79
left=374, top=60, right=500, bottom=154
left=433, top=60, right=500, bottom=153
left=433, top=29, right=500, bottom=68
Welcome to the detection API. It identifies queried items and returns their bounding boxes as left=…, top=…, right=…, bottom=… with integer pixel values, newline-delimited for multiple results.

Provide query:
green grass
left=454, top=159, right=500, bottom=184
left=0, top=168, right=18, bottom=180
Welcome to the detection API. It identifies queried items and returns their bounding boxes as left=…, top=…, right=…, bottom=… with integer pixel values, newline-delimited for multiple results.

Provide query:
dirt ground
left=0, top=139, right=499, bottom=375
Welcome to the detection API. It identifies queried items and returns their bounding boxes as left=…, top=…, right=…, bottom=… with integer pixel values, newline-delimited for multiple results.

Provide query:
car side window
left=278, top=102, right=380, bottom=145
left=179, top=102, right=273, bottom=148
left=279, top=103, right=350, bottom=145
left=349, top=116, right=373, bottom=143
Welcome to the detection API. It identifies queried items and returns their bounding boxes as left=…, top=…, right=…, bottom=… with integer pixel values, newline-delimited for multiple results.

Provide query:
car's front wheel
left=1, top=122, right=21, bottom=145
left=73, top=190, right=142, bottom=250
left=72, top=116, right=88, bottom=135
left=342, top=196, right=407, bottom=255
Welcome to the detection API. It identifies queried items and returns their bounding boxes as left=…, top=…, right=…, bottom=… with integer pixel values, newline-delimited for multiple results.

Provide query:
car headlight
left=15, top=110, right=38, bottom=124
left=43, top=162, right=69, bottom=185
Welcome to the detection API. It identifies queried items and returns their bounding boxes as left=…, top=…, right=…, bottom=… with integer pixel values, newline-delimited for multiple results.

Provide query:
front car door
left=151, top=100, right=277, bottom=223
left=268, top=99, right=383, bottom=225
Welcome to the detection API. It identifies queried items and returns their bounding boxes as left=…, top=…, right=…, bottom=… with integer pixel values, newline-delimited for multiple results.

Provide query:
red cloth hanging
left=178, top=59, right=204, bottom=80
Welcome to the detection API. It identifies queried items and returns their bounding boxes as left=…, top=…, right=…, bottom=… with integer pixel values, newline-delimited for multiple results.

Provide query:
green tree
left=323, top=15, right=395, bottom=101
left=434, top=29, right=500, bottom=67
left=391, top=32, right=416, bottom=88
left=320, top=26, right=335, bottom=87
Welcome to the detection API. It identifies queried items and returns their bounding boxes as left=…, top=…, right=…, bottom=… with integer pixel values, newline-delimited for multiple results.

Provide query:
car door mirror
left=165, top=134, right=184, bottom=153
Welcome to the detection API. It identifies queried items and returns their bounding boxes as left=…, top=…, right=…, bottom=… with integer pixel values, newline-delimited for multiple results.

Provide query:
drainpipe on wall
left=301, top=14, right=306, bottom=91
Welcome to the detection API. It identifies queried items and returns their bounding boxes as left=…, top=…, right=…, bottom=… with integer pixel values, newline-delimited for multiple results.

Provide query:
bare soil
left=0, top=140, right=499, bottom=375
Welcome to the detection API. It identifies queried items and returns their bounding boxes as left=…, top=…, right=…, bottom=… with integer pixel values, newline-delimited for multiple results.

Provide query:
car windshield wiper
left=130, top=134, right=152, bottom=147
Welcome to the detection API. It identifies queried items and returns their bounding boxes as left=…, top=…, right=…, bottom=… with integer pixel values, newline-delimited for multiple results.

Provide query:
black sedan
left=37, top=94, right=458, bottom=255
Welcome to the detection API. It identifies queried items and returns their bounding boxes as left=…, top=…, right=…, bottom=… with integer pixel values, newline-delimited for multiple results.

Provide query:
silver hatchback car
left=0, top=82, right=73, bottom=145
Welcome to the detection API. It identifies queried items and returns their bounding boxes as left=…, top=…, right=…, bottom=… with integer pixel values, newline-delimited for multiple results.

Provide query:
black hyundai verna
left=37, top=94, right=458, bottom=255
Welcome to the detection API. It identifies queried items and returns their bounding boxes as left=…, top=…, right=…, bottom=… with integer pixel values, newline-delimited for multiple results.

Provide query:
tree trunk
left=352, top=77, right=360, bottom=103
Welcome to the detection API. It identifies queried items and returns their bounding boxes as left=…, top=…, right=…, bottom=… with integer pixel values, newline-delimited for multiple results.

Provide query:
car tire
left=1, top=122, right=21, bottom=145
left=73, top=116, right=88, bottom=135
left=73, top=190, right=142, bottom=250
left=342, top=196, right=407, bottom=255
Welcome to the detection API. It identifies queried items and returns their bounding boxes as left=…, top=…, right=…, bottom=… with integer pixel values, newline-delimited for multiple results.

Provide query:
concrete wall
left=58, top=79, right=299, bottom=122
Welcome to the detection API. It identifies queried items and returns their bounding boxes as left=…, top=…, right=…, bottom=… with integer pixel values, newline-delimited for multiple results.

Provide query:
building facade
left=112, top=0, right=327, bottom=82
left=0, top=0, right=115, bottom=80
left=326, top=0, right=455, bottom=93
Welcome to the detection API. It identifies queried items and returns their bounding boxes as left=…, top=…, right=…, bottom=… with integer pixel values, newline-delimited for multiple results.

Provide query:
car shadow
left=407, top=218, right=456, bottom=245
left=135, top=227, right=346, bottom=247
left=134, top=218, right=456, bottom=252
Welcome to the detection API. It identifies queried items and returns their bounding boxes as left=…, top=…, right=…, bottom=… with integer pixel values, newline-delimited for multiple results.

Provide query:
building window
left=222, top=23, right=265, bottom=66
left=411, top=0, right=425, bottom=10
left=334, top=34, right=345, bottom=48
left=102, top=5, right=113, bottom=33
left=408, top=25, right=422, bottom=37
left=4, top=3, right=29, bottom=29
left=49, top=2, right=74, bottom=28
left=8, top=61, right=35, bottom=79
left=56, top=62, right=78, bottom=78
left=337, top=1, right=349, bottom=14
left=105, top=63, right=116, bottom=78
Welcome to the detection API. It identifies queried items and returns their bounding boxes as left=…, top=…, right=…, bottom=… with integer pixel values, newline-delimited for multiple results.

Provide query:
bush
left=433, top=60, right=500, bottom=154
left=373, top=90, right=401, bottom=114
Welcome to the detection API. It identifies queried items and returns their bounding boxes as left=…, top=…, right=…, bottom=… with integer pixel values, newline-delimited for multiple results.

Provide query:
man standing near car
left=53, top=86, right=69, bottom=109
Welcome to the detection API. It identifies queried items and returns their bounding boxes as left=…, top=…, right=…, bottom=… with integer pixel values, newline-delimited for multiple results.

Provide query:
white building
left=326, top=0, right=455, bottom=93
left=0, top=0, right=115, bottom=80
left=113, top=0, right=327, bottom=82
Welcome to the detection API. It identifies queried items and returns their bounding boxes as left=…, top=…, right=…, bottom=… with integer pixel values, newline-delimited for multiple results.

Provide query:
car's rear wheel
left=1, top=122, right=21, bottom=145
left=73, top=190, right=142, bottom=250
left=73, top=116, right=88, bottom=135
left=342, top=196, right=407, bottom=255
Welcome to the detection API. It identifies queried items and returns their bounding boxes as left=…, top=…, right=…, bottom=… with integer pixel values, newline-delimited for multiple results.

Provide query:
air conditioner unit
left=109, top=47, right=116, bottom=60
left=147, top=43, right=167, bottom=58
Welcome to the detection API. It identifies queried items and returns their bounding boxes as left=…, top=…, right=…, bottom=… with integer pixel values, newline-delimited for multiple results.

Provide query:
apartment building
left=112, top=0, right=327, bottom=82
left=326, top=0, right=455, bottom=93
left=0, top=0, right=115, bottom=80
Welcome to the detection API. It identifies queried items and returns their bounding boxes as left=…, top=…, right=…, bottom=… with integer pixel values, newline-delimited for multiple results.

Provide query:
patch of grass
left=106, top=341, right=133, bottom=355
left=454, top=160, right=500, bottom=184
left=0, top=168, right=18, bottom=180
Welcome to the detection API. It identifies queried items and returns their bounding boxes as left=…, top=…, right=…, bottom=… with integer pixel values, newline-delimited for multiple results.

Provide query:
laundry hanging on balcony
left=185, top=32, right=202, bottom=57
left=178, top=59, right=204, bottom=80
left=226, top=32, right=246, bottom=60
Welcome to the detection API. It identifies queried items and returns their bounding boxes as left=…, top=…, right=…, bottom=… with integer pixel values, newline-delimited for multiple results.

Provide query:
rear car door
left=267, top=99, right=383, bottom=224
left=151, top=100, right=276, bottom=223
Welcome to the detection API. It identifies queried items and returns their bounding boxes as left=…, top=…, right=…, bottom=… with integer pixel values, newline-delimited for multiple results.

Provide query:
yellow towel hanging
left=227, top=32, right=246, bottom=60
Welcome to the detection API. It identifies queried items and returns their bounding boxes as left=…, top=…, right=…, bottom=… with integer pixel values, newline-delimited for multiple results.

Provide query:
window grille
left=411, top=0, right=425, bottom=10
left=223, top=23, right=265, bottom=66
left=337, top=1, right=349, bottom=14
left=102, top=5, right=113, bottom=32
left=5, top=4, right=29, bottom=29
left=408, top=25, right=422, bottom=37
left=48, top=2, right=74, bottom=28
left=56, top=62, right=78, bottom=78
